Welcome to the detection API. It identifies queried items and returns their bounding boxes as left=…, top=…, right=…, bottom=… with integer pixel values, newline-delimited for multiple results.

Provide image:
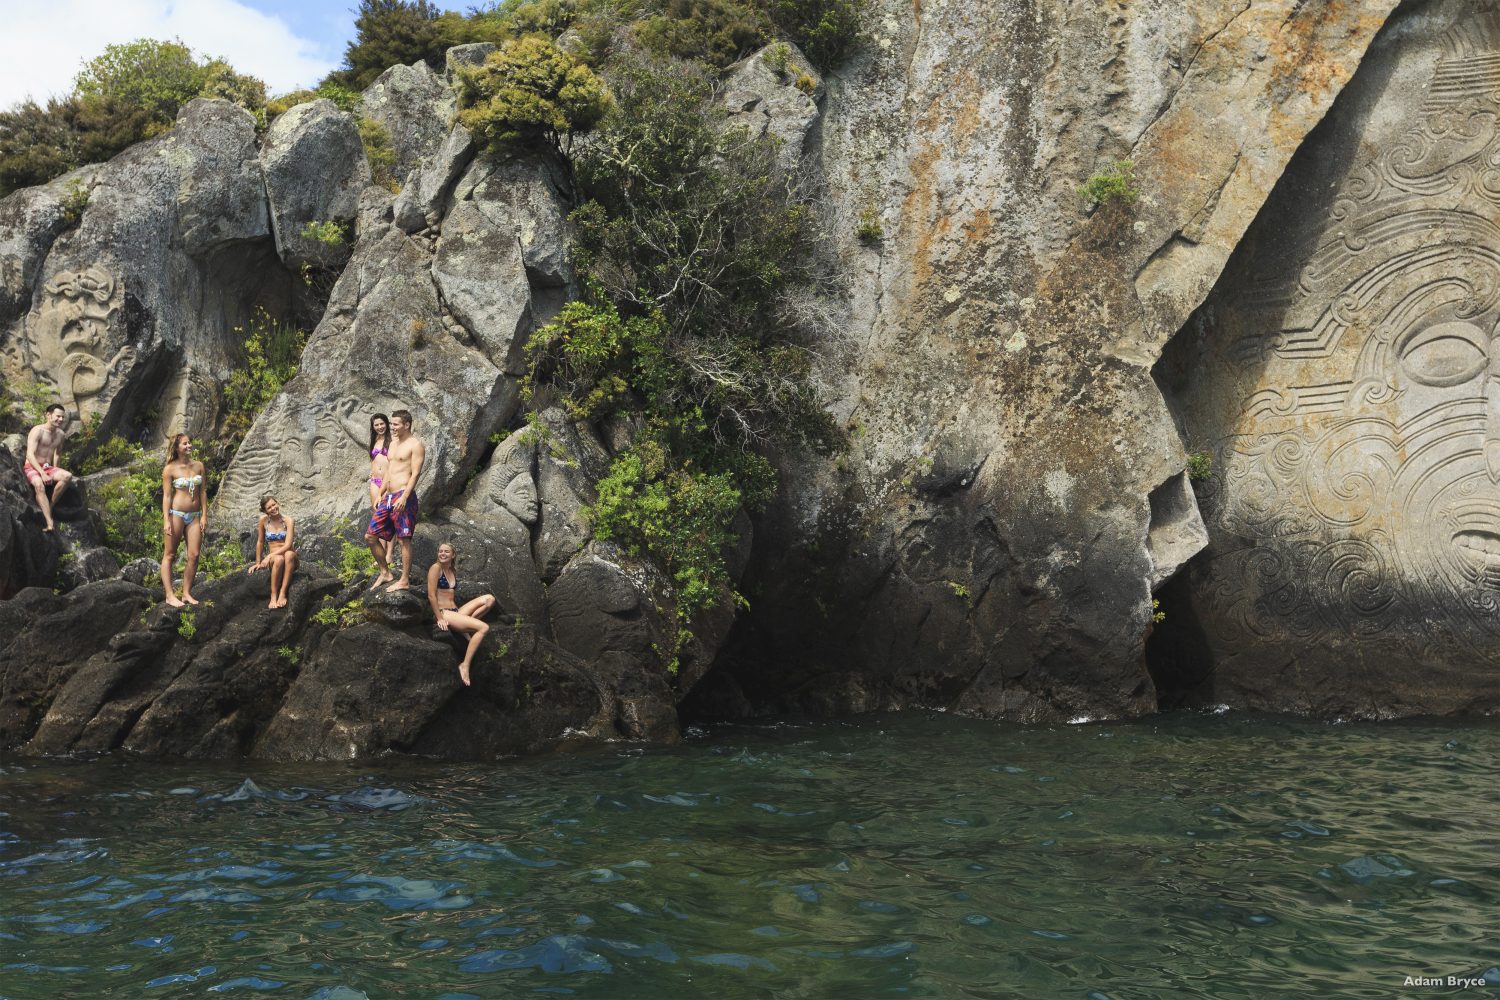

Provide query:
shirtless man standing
left=24, top=403, right=73, bottom=532
left=365, top=408, right=425, bottom=591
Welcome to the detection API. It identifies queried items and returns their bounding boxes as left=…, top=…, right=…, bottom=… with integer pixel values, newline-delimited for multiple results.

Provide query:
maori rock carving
left=1192, top=4, right=1500, bottom=665
left=217, top=393, right=403, bottom=524
left=23, top=267, right=134, bottom=419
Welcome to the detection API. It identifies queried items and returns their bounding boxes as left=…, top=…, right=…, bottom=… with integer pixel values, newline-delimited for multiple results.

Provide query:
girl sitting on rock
left=160, top=433, right=207, bottom=608
left=427, top=542, right=495, bottom=687
left=249, top=495, right=298, bottom=609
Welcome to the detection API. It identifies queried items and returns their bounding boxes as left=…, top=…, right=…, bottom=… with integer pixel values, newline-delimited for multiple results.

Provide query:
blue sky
left=0, top=0, right=471, bottom=109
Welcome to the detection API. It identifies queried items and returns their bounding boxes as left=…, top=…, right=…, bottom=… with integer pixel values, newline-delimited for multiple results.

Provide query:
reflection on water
left=1, top=713, right=1497, bottom=999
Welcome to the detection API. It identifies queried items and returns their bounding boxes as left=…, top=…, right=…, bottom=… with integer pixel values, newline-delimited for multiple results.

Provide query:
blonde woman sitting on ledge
left=427, top=542, right=495, bottom=686
left=248, top=495, right=298, bottom=609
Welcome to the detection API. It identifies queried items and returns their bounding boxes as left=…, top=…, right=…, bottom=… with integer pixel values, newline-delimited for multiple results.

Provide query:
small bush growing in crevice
left=1080, top=158, right=1138, bottom=208
left=1186, top=450, right=1213, bottom=482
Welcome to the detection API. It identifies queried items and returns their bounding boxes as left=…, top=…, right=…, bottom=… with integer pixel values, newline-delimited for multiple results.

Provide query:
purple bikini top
left=371, top=447, right=388, bottom=458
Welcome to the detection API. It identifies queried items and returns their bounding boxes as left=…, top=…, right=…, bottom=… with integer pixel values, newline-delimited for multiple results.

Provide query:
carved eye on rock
left=1397, top=320, right=1490, bottom=387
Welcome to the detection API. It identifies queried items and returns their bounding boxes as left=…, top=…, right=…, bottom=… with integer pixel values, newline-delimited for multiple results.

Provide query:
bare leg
left=50, top=471, right=73, bottom=506
left=442, top=611, right=490, bottom=686
left=277, top=551, right=298, bottom=607
left=181, top=518, right=203, bottom=605
left=162, top=517, right=184, bottom=607
left=367, top=533, right=394, bottom=589
left=268, top=553, right=284, bottom=608
left=388, top=537, right=414, bottom=590
left=455, top=594, right=495, bottom=620
left=31, top=479, right=56, bottom=531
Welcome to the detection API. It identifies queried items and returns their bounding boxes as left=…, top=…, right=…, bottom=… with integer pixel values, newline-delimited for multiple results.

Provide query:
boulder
left=722, top=42, right=824, bottom=177
left=1156, top=0, right=1500, bottom=718
left=392, top=125, right=475, bottom=233
left=260, top=99, right=370, bottom=268
left=545, top=541, right=680, bottom=742
left=445, top=43, right=496, bottom=80
left=359, top=61, right=456, bottom=181
left=0, top=444, right=59, bottom=597
left=452, top=149, right=572, bottom=291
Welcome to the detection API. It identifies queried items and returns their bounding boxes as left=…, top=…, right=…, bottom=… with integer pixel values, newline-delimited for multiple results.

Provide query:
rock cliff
left=1, top=0, right=1495, bottom=762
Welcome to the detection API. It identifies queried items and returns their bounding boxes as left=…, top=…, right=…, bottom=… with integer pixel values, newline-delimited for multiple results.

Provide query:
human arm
left=161, top=466, right=173, bottom=534
left=283, top=515, right=295, bottom=551
left=395, top=441, right=425, bottom=510
left=24, top=426, right=43, bottom=470
left=250, top=515, right=265, bottom=571
left=428, top=564, right=447, bottom=630
left=197, top=462, right=209, bottom=533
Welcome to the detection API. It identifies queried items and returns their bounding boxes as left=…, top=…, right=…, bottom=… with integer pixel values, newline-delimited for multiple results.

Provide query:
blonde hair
left=437, top=542, right=458, bottom=570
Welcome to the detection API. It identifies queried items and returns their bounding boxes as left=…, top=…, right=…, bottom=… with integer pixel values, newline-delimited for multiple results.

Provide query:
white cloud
left=0, top=0, right=340, bottom=108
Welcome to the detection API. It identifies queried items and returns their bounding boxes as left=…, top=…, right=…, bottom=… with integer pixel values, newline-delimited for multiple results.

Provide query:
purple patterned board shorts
left=367, top=489, right=419, bottom=540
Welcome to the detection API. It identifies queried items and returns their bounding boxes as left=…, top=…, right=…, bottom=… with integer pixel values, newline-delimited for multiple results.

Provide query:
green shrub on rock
left=455, top=37, right=611, bottom=155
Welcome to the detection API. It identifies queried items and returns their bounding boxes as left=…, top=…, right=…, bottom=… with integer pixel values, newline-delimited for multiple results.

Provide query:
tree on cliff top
left=454, top=36, right=611, bottom=156
left=0, top=39, right=268, bottom=197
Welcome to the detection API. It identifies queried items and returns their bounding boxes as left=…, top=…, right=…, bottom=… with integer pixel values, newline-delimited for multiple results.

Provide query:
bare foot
left=165, top=594, right=185, bottom=608
left=268, top=599, right=278, bottom=609
left=43, top=524, right=54, bottom=533
left=277, top=597, right=289, bottom=608
left=370, top=571, right=394, bottom=590
left=459, top=661, right=472, bottom=687
left=387, top=579, right=410, bottom=591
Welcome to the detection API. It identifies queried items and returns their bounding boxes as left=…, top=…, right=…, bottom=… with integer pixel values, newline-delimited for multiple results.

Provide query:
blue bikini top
left=437, top=572, right=454, bottom=591
left=265, top=530, right=287, bottom=542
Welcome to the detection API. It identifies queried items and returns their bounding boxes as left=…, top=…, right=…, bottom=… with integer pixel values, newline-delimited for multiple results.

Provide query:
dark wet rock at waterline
left=0, top=565, right=682, bottom=760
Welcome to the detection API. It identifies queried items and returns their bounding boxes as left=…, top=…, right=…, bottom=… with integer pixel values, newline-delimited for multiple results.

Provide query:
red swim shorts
left=24, top=463, right=61, bottom=486
left=366, top=489, right=419, bottom=540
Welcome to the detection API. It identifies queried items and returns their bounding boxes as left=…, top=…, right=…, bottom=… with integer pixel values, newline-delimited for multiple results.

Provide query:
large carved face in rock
left=22, top=267, right=132, bottom=417
left=1214, top=10, right=1500, bottom=643
left=218, top=394, right=401, bottom=521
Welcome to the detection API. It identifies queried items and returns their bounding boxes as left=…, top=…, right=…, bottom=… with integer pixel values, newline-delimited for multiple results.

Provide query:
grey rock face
left=393, top=125, right=475, bottom=233
left=1158, top=0, right=1500, bottom=717
left=445, top=43, right=496, bottom=80
left=432, top=199, right=533, bottom=372
left=360, top=61, right=457, bottom=180
left=261, top=99, right=371, bottom=268
left=451, top=150, right=573, bottom=292
left=722, top=42, right=823, bottom=177
left=0, top=99, right=287, bottom=445
left=216, top=214, right=510, bottom=530
left=0, top=445, right=59, bottom=597
left=729, top=0, right=1402, bottom=722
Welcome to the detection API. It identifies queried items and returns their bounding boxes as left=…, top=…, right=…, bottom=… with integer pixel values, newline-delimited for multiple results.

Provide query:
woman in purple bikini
left=367, top=414, right=394, bottom=567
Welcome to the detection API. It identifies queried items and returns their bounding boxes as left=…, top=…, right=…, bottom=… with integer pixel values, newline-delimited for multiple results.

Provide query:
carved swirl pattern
left=1196, top=6, right=1500, bottom=657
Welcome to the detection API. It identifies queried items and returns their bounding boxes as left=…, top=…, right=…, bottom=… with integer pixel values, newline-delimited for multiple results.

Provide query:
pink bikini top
left=371, top=447, right=388, bottom=458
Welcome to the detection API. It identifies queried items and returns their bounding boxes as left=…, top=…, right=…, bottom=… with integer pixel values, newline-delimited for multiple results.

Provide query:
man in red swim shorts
left=365, top=409, right=425, bottom=591
left=24, top=403, right=73, bottom=532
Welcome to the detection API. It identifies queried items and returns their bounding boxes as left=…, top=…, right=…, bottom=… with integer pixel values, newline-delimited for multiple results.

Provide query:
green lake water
left=1, top=712, right=1497, bottom=999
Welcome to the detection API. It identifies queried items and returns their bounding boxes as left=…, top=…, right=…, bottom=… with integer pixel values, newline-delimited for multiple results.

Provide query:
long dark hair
left=165, top=433, right=189, bottom=464
left=369, top=413, right=391, bottom=454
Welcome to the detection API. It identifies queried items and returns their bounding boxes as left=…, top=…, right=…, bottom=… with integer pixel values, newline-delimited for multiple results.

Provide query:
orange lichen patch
left=963, top=209, right=993, bottom=246
left=902, top=139, right=946, bottom=298
left=1265, top=4, right=1391, bottom=132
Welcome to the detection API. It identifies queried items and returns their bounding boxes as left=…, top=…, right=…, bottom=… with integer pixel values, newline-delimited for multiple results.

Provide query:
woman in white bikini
left=426, top=542, right=496, bottom=687
left=160, top=433, right=207, bottom=608
left=368, top=413, right=394, bottom=570
left=249, top=495, right=298, bottom=609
